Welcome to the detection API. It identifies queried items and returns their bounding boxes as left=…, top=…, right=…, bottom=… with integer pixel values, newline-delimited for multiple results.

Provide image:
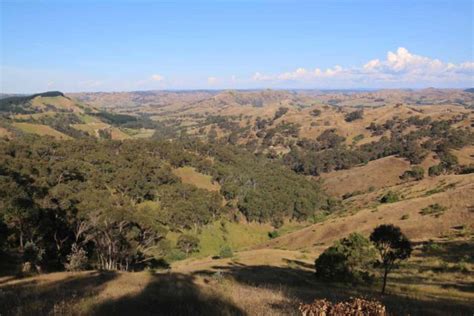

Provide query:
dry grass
left=320, top=156, right=409, bottom=197
left=173, top=166, right=221, bottom=191
left=12, top=122, right=72, bottom=140
left=31, top=96, right=83, bottom=113
left=2, top=240, right=472, bottom=316
left=258, top=173, right=474, bottom=252
left=452, top=145, right=474, bottom=165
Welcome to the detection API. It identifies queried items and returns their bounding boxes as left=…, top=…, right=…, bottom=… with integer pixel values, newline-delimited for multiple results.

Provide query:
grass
left=167, top=220, right=272, bottom=258
left=173, top=166, right=221, bottom=192
left=2, top=240, right=473, bottom=316
left=12, top=122, right=72, bottom=140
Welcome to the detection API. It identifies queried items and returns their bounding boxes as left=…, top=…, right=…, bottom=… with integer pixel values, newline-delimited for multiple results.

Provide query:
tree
left=370, top=224, right=412, bottom=294
left=315, top=233, right=376, bottom=283
left=177, top=234, right=200, bottom=256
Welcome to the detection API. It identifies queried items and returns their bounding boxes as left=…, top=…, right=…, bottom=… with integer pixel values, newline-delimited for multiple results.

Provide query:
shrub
left=345, top=110, right=363, bottom=122
left=401, top=166, right=424, bottom=181
left=219, top=245, right=233, bottom=258
left=166, top=249, right=186, bottom=262
left=177, top=234, right=200, bottom=256
left=315, top=233, right=376, bottom=283
left=380, top=191, right=399, bottom=203
left=311, top=109, right=322, bottom=117
left=420, top=203, right=447, bottom=217
left=268, top=230, right=280, bottom=239
left=400, top=214, right=409, bottom=220
left=428, top=164, right=444, bottom=176
left=65, top=243, right=88, bottom=271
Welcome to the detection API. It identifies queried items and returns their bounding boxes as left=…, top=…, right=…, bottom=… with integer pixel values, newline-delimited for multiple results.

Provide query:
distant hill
left=0, top=91, right=153, bottom=140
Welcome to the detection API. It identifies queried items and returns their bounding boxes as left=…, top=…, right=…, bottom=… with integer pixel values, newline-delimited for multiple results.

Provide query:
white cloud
left=151, top=74, right=164, bottom=81
left=252, top=47, right=474, bottom=87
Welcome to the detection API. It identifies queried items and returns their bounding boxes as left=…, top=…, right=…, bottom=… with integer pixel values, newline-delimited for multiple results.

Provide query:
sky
left=1, top=0, right=473, bottom=93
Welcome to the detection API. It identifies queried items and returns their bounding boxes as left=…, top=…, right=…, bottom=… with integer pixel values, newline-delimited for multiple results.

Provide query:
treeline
left=0, top=136, right=329, bottom=273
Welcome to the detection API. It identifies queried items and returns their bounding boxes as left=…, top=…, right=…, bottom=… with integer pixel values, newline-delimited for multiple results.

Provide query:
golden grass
left=2, top=240, right=472, bottom=316
left=173, top=166, right=221, bottom=191
left=259, top=173, right=474, bottom=252
left=320, top=156, right=409, bottom=197
left=452, top=145, right=474, bottom=166
left=31, top=96, right=83, bottom=113
left=0, top=127, right=12, bottom=138
left=12, top=122, right=72, bottom=140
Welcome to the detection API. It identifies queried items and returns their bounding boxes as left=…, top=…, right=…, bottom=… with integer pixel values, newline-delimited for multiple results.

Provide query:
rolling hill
left=1, top=88, right=473, bottom=315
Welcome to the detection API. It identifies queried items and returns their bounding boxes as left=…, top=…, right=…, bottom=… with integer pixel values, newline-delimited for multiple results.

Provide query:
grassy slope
left=12, top=122, right=72, bottom=140
left=258, top=173, right=474, bottom=252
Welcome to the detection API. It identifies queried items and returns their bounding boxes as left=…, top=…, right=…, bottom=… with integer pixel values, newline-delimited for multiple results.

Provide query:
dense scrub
left=0, top=136, right=328, bottom=272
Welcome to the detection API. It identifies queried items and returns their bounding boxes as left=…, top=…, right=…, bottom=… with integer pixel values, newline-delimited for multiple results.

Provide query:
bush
left=177, top=234, right=200, bottom=256
left=420, top=204, right=447, bottom=217
left=380, top=191, right=399, bottom=203
left=65, top=243, right=88, bottom=271
left=166, top=249, right=186, bottom=262
left=345, top=110, right=363, bottom=122
left=268, top=230, right=280, bottom=239
left=311, top=109, right=322, bottom=117
left=400, top=214, right=409, bottom=220
left=219, top=245, right=233, bottom=258
left=401, top=166, right=424, bottom=181
left=428, top=164, right=444, bottom=176
left=314, top=233, right=376, bottom=283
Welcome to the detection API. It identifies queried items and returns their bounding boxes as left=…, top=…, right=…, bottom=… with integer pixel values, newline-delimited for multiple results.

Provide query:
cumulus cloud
left=252, top=47, right=474, bottom=87
left=151, top=74, right=164, bottom=81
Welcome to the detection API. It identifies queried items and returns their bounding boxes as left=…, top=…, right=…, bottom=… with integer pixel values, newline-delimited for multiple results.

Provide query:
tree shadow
left=92, top=272, right=246, bottom=316
left=418, top=240, right=474, bottom=264
left=0, top=271, right=117, bottom=315
left=192, top=263, right=474, bottom=316
left=282, top=258, right=315, bottom=270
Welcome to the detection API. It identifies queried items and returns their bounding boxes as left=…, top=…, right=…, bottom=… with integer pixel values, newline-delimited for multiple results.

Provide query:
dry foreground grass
left=1, top=205, right=473, bottom=316
left=0, top=241, right=473, bottom=316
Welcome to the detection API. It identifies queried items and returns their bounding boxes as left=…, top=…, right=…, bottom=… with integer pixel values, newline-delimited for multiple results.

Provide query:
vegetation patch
left=420, top=204, right=447, bottom=217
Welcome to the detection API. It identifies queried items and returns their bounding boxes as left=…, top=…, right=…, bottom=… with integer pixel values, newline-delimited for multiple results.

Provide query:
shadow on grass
left=91, top=273, right=245, bottom=316
left=192, top=263, right=474, bottom=316
left=0, top=271, right=118, bottom=315
left=419, top=240, right=474, bottom=264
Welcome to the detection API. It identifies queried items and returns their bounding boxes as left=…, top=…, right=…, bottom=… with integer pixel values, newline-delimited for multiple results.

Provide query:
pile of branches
left=299, top=297, right=386, bottom=316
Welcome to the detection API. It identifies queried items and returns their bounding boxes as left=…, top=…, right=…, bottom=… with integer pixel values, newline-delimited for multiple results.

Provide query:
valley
left=0, top=89, right=473, bottom=315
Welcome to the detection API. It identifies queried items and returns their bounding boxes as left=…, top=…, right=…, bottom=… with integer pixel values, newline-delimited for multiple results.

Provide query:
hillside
left=1, top=88, right=473, bottom=316
left=0, top=92, right=156, bottom=140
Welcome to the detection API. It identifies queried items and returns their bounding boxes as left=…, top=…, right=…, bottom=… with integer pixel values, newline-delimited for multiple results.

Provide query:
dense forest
left=0, top=135, right=329, bottom=272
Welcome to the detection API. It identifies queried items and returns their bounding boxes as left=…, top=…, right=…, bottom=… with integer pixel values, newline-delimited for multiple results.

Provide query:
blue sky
left=1, top=0, right=473, bottom=93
